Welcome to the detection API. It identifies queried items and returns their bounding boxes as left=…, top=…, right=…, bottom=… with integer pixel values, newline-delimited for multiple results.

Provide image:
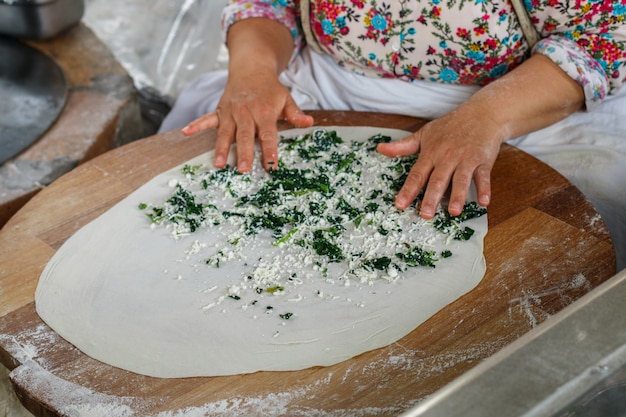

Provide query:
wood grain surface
left=0, top=111, right=616, bottom=417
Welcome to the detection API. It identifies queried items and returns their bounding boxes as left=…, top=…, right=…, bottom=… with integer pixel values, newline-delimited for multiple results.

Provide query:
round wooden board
left=0, top=111, right=616, bottom=416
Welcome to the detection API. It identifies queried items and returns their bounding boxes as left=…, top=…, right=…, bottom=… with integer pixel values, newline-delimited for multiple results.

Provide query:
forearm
left=464, top=54, right=585, bottom=143
left=226, top=17, right=295, bottom=79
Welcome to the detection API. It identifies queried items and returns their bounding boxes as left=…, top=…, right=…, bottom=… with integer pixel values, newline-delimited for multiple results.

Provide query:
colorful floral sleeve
left=220, top=0, right=304, bottom=51
left=530, top=0, right=626, bottom=109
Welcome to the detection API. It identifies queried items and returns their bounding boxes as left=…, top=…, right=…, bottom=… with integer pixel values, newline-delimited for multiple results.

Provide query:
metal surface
left=555, top=365, right=626, bottom=417
left=0, top=36, right=67, bottom=164
left=400, top=267, right=626, bottom=417
left=0, top=0, right=84, bottom=39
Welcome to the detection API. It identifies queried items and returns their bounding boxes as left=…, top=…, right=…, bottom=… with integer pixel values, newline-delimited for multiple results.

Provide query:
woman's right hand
left=181, top=69, right=313, bottom=173
left=180, top=18, right=314, bottom=173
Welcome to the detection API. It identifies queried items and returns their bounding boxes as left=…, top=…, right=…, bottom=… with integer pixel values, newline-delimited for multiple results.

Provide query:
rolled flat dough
left=35, top=126, right=487, bottom=378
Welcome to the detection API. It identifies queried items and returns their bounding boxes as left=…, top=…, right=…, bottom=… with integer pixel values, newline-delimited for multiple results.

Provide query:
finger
left=474, top=164, right=492, bottom=208
left=395, top=157, right=433, bottom=211
left=283, top=97, right=314, bottom=128
left=182, top=112, right=220, bottom=136
left=419, top=164, right=455, bottom=219
left=377, top=132, right=421, bottom=157
left=447, top=165, right=475, bottom=216
left=233, top=118, right=257, bottom=173
left=257, top=123, right=279, bottom=171
left=214, top=116, right=235, bottom=169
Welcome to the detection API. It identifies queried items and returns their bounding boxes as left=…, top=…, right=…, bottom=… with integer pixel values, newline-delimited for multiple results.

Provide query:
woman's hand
left=378, top=54, right=585, bottom=219
left=182, top=70, right=313, bottom=172
left=377, top=105, right=501, bottom=219
left=181, top=17, right=314, bottom=173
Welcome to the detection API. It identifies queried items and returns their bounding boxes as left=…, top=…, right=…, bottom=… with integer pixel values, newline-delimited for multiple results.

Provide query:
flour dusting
left=9, top=360, right=152, bottom=417
left=508, top=272, right=591, bottom=328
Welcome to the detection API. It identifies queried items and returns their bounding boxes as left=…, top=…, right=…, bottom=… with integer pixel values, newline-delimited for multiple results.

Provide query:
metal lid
left=0, top=36, right=67, bottom=164
left=0, top=0, right=58, bottom=5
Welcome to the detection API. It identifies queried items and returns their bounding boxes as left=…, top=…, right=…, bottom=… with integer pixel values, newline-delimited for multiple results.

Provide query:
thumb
left=376, top=131, right=422, bottom=157
left=283, top=97, right=314, bottom=128
left=181, top=112, right=220, bottom=136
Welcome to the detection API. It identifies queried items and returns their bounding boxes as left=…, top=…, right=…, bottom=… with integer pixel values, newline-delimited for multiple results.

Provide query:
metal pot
left=0, top=0, right=84, bottom=39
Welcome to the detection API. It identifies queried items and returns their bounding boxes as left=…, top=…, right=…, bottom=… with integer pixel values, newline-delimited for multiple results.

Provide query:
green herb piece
left=382, top=155, right=419, bottom=193
left=206, top=165, right=242, bottom=184
left=336, top=197, right=362, bottom=221
left=364, top=202, right=379, bottom=213
left=454, top=201, right=488, bottom=222
left=228, top=294, right=241, bottom=300
left=289, top=129, right=344, bottom=160
left=363, top=257, right=392, bottom=271
left=274, top=228, right=299, bottom=246
left=396, top=245, right=438, bottom=268
left=246, top=210, right=290, bottom=236
left=367, top=134, right=392, bottom=151
left=270, top=163, right=333, bottom=195
left=237, top=184, right=280, bottom=208
left=321, top=224, right=344, bottom=237
left=284, top=207, right=306, bottom=224
left=433, top=202, right=487, bottom=240
left=311, top=128, right=343, bottom=151
left=265, top=286, right=285, bottom=294
left=368, top=189, right=383, bottom=200
left=309, top=200, right=327, bottom=216
left=181, top=164, right=202, bottom=176
left=146, top=184, right=207, bottom=232
left=328, top=150, right=358, bottom=173
left=441, top=250, right=453, bottom=258
left=353, top=214, right=365, bottom=228
left=205, top=257, right=220, bottom=268
left=279, top=312, right=293, bottom=320
left=145, top=207, right=164, bottom=223
left=311, top=229, right=345, bottom=262
left=282, top=134, right=309, bottom=150
left=138, top=203, right=148, bottom=210
left=222, top=211, right=245, bottom=219
left=455, top=227, right=475, bottom=241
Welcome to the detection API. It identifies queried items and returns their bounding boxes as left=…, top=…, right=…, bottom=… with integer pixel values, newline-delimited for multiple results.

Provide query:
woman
left=160, top=0, right=626, bottom=268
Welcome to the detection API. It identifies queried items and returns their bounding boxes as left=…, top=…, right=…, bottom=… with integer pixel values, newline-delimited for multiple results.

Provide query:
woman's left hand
left=377, top=104, right=501, bottom=219
left=377, top=54, right=585, bottom=219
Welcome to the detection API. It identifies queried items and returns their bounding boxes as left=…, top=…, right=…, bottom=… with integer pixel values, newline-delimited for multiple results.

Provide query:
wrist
left=227, top=18, right=294, bottom=76
left=451, top=99, right=513, bottom=145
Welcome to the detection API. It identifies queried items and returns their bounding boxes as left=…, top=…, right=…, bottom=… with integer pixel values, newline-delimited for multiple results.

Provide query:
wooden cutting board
left=0, top=111, right=616, bottom=417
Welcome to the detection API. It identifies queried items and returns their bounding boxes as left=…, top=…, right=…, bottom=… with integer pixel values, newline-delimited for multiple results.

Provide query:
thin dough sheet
left=35, top=126, right=487, bottom=378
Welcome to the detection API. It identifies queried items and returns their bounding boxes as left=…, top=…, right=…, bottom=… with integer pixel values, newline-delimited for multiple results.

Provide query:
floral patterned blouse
left=222, top=0, right=626, bottom=109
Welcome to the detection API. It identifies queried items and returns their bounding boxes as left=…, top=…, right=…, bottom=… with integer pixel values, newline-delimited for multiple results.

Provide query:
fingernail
left=239, top=161, right=251, bottom=173
left=449, top=202, right=462, bottom=214
left=419, top=205, right=434, bottom=219
left=394, top=196, right=406, bottom=210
